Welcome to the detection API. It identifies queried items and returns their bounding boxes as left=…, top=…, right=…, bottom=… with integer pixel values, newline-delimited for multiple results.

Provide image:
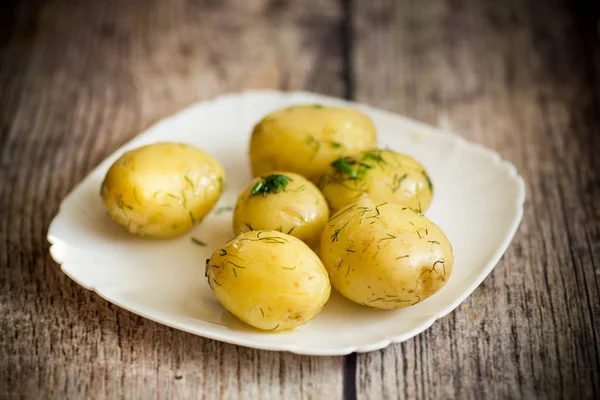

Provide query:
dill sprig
left=251, top=174, right=292, bottom=196
left=331, top=156, right=373, bottom=179
left=191, top=237, right=206, bottom=246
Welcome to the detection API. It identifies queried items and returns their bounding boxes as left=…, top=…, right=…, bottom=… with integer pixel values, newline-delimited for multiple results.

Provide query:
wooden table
left=1, top=0, right=599, bottom=398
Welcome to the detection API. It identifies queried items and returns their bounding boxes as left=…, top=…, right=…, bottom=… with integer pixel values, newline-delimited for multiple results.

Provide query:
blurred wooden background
left=1, top=0, right=599, bottom=398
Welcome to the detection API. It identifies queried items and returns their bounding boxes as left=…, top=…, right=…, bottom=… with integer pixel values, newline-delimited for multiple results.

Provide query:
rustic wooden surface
left=0, top=0, right=598, bottom=398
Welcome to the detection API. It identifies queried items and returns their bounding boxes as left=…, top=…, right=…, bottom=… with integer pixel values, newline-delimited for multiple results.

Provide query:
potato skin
left=319, top=149, right=433, bottom=213
left=206, top=230, right=331, bottom=332
left=250, top=105, right=377, bottom=182
left=319, top=195, right=453, bottom=309
left=233, top=172, right=329, bottom=248
left=101, top=142, right=225, bottom=238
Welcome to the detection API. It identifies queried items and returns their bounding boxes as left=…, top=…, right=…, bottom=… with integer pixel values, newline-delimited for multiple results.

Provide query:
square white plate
left=48, top=90, right=525, bottom=355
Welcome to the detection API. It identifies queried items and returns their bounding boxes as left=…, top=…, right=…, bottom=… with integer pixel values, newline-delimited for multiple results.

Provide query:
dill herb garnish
left=191, top=237, right=206, bottom=246
left=389, top=173, right=408, bottom=192
left=330, top=221, right=349, bottom=242
left=331, top=156, right=373, bottom=179
left=251, top=174, right=292, bottom=196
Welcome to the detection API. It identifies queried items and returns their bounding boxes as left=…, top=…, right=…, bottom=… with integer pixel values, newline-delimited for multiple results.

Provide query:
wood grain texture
left=0, top=0, right=345, bottom=398
left=1, top=0, right=599, bottom=399
left=352, top=0, right=600, bottom=399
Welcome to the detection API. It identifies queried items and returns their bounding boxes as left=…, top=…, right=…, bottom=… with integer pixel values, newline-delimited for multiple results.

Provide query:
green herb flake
left=251, top=174, right=292, bottom=196
left=331, top=157, right=358, bottom=179
left=330, top=141, right=344, bottom=149
left=424, top=172, right=433, bottom=192
left=189, top=211, right=196, bottom=225
left=306, top=135, right=321, bottom=159
left=244, top=222, right=254, bottom=230
left=191, top=237, right=206, bottom=246
left=184, top=175, right=195, bottom=189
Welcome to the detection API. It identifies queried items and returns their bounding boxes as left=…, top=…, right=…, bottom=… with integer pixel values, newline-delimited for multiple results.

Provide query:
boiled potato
left=250, top=105, right=377, bottom=182
left=233, top=172, right=329, bottom=248
left=319, top=195, right=453, bottom=309
left=206, top=230, right=331, bottom=331
left=319, top=149, right=433, bottom=213
left=101, top=142, right=225, bottom=238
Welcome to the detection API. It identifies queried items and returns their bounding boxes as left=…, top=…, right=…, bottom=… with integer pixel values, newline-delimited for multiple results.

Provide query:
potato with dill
left=101, top=142, right=225, bottom=238
left=319, top=149, right=433, bottom=213
left=206, top=230, right=331, bottom=332
left=319, top=195, right=453, bottom=309
left=233, top=172, right=329, bottom=248
left=250, top=105, right=377, bottom=182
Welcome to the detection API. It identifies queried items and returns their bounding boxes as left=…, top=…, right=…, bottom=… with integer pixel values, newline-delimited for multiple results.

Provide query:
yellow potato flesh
left=101, top=142, right=225, bottom=238
left=319, top=195, right=453, bottom=309
left=250, top=105, right=377, bottom=182
left=206, top=231, right=331, bottom=332
left=233, top=172, right=329, bottom=248
left=319, top=149, right=433, bottom=213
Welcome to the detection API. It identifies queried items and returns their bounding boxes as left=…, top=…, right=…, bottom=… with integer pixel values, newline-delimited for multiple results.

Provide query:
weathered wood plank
left=352, top=0, right=600, bottom=398
left=0, top=0, right=346, bottom=398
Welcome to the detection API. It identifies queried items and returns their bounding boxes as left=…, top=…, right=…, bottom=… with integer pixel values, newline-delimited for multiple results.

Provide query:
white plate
left=48, top=90, right=525, bottom=355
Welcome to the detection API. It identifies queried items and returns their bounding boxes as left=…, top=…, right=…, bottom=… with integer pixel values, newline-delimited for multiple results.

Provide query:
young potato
left=250, top=105, right=377, bottom=182
left=101, top=142, right=225, bottom=238
left=232, top=172, right=329, bottom=248
left=319, top=149, right=433, bottom=213
left=206, top=230, right=331, bottom=332
left=319, top=195, right=453, bottom=309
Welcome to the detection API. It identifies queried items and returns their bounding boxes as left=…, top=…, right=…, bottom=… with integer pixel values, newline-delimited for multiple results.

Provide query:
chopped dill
left=265, top=324, right=280, bottom=331
left=244, top=222, right=254, bottom=230
left=251, top=174, right=292, bottom=196
left=287, top=227, right=295, bottom=235
left=331, top=156, right=372, bottom=179
left=346, top=249, right=356, bottom=253
left=260, top=308, right=265, bottom=317
left=378, top=233, right=396, bottom=247
left=330, top=221, right=349, bottom=242
left=362, top=150, right=386, bottom=165
left=184, top=175, right=195, bottom=189
left=215, top=206, right=233, bottom=214
left=313, top=104, right=324, bottom=109
left=424, top=172, right=433, bottom=192
left=189, top=211, right=196, bottom=225
left=117, top=195, right=133, bottom=211
left=219, top=249, right=227, bottom=256
left=228, top=261, right=245, bottom=269
left=167, top=193, right=181, bottom=202
left=330, top=141, right=344, bottom=149
left=358, top=206, right=372, bottom=216
left=428, top=240, right=440, bottom=245
left=389, top=173, right=408, bottom=192
left=329, top=204, right=356, bottom=221
left=375, top=202, right=388, bottom=215
left=282, top=266, right=297, bottom=270
left=191, top=237, right=206, bottom=246
left=396, top=255, right=410, bottom=260
left=306, top=135, right=321, bottom=159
